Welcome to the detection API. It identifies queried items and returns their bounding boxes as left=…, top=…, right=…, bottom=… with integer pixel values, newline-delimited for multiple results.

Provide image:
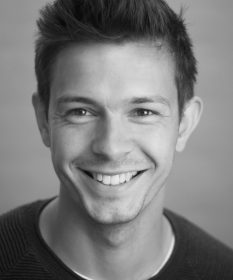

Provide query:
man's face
left=45, top=42, right=180, bottom=224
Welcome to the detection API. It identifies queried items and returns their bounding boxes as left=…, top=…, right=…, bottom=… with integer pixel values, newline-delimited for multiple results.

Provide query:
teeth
left=111, top=175, right=120, bottom=185
left=97, top=173, right=103, bottom=181
left=102, top=175, right=111, bottom=185
left=126, top=172, right=131, bottom=182
left=119, top=173, right=126, bottom=184
left=92, top=171, right=138, bottom=186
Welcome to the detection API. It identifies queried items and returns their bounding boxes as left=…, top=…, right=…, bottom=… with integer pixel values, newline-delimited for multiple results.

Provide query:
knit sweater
left=0, top=199, right=233, bottom=280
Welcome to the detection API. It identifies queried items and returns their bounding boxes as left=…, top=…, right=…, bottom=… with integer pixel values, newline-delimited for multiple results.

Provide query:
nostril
left=91, top=140, right=132, bottom=160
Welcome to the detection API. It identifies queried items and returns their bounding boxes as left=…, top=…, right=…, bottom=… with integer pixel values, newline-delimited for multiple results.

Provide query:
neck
left=40, top=190, right=173, bottom=280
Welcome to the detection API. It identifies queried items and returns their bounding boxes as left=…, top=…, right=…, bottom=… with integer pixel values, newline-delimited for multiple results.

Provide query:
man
left=0, top=0, right=232, bottom=279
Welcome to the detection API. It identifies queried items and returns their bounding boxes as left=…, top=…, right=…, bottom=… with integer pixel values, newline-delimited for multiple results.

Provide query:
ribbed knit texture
left=0, top=199, right=233, bottom=280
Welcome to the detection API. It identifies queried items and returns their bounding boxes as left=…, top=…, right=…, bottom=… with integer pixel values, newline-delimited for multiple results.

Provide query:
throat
left=39, top=196, right=174, bottom=280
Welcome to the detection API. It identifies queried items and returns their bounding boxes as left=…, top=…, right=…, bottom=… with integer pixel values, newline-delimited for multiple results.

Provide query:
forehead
left=50, top=41, right=177, bottom=106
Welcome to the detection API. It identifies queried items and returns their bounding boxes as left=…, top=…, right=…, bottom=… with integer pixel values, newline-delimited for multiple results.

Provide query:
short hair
left=35, top=0, right=197, bottom=119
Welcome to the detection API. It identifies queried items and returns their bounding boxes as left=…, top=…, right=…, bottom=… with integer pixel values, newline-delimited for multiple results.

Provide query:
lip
left=79, top=168, right=148, bottom=177
left=80, top=168, right=146, bottom=176
left=79, top=168, right=148, bottom=187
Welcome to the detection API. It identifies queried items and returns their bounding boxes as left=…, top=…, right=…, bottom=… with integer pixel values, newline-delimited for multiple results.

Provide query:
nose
left=91, top=116, right=132, bottom=160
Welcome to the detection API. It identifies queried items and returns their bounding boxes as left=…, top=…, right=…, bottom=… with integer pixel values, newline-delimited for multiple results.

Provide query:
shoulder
left=0, top=200, right=49, bottom=276
left=165, top=209, right=233, bottom=279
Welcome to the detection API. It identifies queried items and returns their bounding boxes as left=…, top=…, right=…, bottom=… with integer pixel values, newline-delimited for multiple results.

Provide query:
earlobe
left=32, top=93, right=51, bottom=147
left=176, top=96, right=203, bottom=152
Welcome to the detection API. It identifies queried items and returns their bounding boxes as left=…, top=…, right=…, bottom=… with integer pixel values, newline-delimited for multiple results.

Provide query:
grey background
left=0, top=1, right=233, bottom=248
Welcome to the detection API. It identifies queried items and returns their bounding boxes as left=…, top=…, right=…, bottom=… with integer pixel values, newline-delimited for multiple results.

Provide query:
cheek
left=49, top=126, right=92, bottom=162
left=134, top=123, right=178, bottom=162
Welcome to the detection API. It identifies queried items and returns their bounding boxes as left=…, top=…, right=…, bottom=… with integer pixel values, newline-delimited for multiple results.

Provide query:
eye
left=64, top=108, right=96, bottom=124
left=68, top=108, right=91, bottom=116
left=131, top=108, right=159, bottom=117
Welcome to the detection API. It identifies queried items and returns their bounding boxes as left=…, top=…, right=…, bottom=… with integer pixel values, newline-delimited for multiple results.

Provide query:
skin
left=33, top=41, right=202, bottom=280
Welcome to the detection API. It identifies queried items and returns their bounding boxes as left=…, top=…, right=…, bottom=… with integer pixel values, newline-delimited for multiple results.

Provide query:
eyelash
left=130, top=108, right=160, bottom=117
left=66, top=108, right=93, bottom=117
left=62, top=107, right=161, bottom=125
left=66, top=108, right=159, bottom=116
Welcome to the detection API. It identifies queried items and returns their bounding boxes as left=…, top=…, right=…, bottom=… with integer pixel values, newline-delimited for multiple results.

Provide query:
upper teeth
left=92, top=171, right=138, bottom=186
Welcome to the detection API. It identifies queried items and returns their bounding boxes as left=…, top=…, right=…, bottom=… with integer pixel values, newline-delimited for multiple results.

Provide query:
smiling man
left=0, top=0, right=233, bottom=279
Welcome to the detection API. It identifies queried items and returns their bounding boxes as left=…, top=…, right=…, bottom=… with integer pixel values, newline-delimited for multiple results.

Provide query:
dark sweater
left=0, top=199, right=233, bottom=280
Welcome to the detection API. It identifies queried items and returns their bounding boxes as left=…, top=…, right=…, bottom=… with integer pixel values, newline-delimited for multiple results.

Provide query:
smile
left=81, top=170, right=145, bottom=186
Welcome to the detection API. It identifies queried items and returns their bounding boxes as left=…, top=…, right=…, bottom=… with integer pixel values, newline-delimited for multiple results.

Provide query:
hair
left=35, top=0, right=197, bottom=119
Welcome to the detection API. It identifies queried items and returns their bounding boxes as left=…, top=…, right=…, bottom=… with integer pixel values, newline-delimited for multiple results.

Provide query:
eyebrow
left=130, top=97, right=171, bottom=107
left=56, top=95, right=171, bottom=108
left=56, top=96, right=99, bottom=107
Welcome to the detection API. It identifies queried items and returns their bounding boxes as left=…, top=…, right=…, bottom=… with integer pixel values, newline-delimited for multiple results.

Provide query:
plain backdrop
left=0, top=0, right=233, bottom=248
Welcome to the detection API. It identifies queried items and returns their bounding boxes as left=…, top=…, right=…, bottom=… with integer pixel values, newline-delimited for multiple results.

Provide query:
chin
left=84, top=200, right=144, bottom=226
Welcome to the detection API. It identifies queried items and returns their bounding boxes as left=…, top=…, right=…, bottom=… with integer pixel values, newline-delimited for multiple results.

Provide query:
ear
left=32, top=93, right=51, bottom=147
left=176, top=96, right=203, bottom=152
